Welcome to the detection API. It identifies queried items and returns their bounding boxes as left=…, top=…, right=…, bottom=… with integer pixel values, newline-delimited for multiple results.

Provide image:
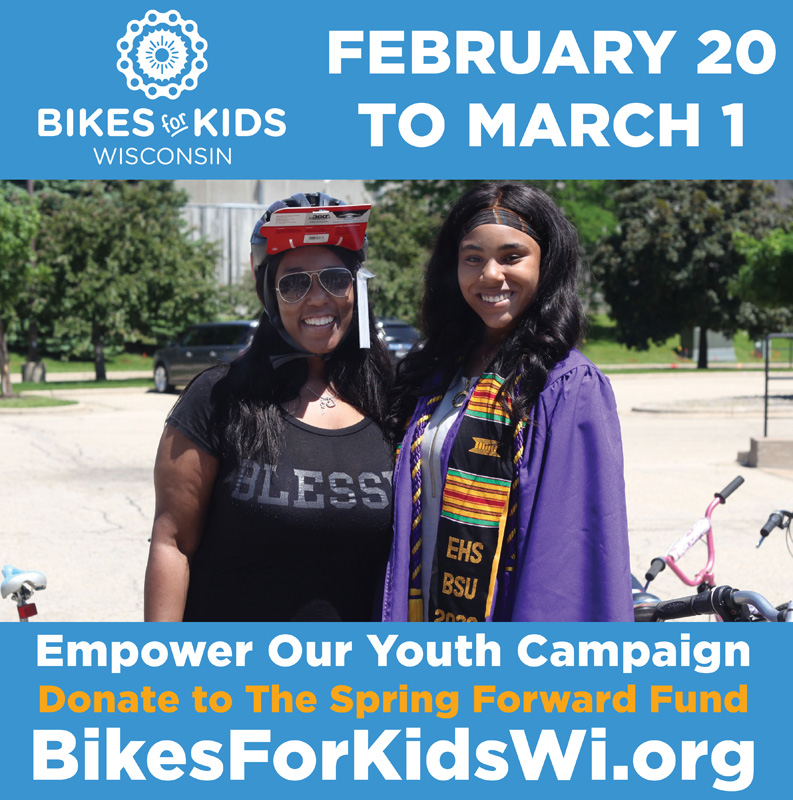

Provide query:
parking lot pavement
left=1, top=371, right=791, bottom=622
left=612, top=370, right=793, bottom=606
left=0, top=388, right=174, bottom=622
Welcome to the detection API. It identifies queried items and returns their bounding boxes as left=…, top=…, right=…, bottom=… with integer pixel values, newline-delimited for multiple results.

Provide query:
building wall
left=773, top=179, right=793, bottom=205
left=175, top=179, right=371, bottom=207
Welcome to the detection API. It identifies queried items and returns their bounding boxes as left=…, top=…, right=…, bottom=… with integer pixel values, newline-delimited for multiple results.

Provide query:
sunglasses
left=276, top=267, right=355, bottom=304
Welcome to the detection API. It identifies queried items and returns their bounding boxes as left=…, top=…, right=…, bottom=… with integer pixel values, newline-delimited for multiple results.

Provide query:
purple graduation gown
left=381, top=349, right=634, bottom=622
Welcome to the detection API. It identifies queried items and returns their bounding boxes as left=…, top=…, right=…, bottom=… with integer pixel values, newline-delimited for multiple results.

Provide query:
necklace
left=303, top=383, right=339, bottom=414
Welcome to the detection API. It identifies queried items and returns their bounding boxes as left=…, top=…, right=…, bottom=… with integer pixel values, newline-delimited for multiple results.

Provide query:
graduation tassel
left=409, top=590, right=424, bottom=623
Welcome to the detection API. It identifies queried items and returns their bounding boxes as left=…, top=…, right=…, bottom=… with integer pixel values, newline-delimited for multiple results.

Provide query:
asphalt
left=1, top=370, right=792, bottom=621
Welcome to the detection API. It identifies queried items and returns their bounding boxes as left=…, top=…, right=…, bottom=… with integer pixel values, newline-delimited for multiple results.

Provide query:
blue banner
left=1, top=623, right=789, bottom=796
left=2, top=3, right=792, bottom=797
left=0, top=0, right=790, bottom=177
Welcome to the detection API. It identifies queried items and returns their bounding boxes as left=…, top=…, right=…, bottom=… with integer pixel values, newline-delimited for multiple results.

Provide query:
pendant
left=452, top=377, right=471, bottom=408
left=319, top=396, right=336, bottom=414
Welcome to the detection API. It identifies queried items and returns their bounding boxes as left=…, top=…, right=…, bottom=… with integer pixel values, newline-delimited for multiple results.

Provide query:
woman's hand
left=144, top=426, right=219, bottom=621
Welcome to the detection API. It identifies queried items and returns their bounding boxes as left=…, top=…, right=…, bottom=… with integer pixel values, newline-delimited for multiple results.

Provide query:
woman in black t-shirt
left=144, top=193, right=395, bottom=621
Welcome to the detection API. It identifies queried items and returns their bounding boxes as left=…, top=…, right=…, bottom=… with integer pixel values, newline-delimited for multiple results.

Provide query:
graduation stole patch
left=406, top=370, right=527, bottom=622
left=429, top=373, right=514, bottom=621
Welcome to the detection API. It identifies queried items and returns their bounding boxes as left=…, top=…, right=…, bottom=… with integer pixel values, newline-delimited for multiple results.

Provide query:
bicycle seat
left=1, top=565, right=47, bottom=599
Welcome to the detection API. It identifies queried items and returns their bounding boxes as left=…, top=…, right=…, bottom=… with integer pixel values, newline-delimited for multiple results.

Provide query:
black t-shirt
left=167, top=369, right=394, bottom=621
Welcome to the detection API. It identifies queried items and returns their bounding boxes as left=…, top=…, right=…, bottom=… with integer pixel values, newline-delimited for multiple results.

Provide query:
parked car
left=376, top=317, right=420, bottom=361
left=153, top=320, right=258, bottom=393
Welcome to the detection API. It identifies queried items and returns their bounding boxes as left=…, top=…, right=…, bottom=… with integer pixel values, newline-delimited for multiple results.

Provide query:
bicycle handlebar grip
left=644, top=557, right=666, bottom=583
left=715, top=475, right=744, bottom=502
left=760, top=511, right=783, bottom=539
left=654, top=589, right=714, bottom=620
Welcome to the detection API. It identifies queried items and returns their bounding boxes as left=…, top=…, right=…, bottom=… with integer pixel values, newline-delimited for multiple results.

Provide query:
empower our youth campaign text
left=25, top=627, right=762, bottom=792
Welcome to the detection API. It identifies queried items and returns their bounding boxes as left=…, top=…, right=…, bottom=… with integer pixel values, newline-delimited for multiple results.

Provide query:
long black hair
left=393, top=182, right=585, bottom=427
left=206, top=246, right=394, bottom=463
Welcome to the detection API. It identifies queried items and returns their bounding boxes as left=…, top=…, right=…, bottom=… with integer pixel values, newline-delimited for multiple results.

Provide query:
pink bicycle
left=634, top=476, right=793, bottom=622
left=642, top=476, right=745, bottom=594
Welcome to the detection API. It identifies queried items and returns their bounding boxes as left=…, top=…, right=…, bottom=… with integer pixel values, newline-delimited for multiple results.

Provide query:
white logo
left=116, top=9, right=207, bottom=100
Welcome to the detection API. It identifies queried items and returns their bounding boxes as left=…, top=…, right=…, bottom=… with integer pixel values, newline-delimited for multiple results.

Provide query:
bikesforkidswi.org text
left=33, top=726, right=753, bottom=789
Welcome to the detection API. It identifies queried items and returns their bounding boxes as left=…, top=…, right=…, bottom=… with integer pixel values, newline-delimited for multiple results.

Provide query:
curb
left=0, top=400, right=83, bottom=414
left=9, top=370, right=153, bottom=384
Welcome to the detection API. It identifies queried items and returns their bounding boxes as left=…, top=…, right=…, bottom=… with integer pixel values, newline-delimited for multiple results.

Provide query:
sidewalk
left=10, top=369, right=152, bottom=383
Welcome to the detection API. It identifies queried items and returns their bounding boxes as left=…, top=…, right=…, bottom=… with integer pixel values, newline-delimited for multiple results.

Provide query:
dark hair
left=393, top=182, right=584, bottom=427
left=205, top=247, right=395, bottom=463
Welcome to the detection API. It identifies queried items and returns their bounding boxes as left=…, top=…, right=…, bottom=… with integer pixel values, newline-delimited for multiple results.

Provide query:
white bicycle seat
left=1, top=565, right=47, bottom=599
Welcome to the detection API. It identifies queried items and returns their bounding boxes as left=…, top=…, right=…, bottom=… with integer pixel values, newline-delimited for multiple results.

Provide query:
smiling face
left=274, top=247, right=354, bottom=354
left=457, top=222, right=542, bottom=340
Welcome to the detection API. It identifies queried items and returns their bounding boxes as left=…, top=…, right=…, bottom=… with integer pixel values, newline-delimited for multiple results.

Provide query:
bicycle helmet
left=250, top=192, right=373, bottom=366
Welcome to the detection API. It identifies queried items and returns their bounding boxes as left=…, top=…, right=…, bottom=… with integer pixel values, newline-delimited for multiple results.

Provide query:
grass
left=581, top=315, right=765, bottom=367
left=581, top=318, right=684, bottom=365
left=1, top=377, right=153, bottom=408
left=0, top=395, right=77, bottom=408
left=14, top=378, right=153, bottom=392
left=6, top=350, right=153, bottom=373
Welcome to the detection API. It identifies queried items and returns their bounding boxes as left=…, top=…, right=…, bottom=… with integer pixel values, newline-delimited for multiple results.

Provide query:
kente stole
left=407, top=372, right=525, bottom=622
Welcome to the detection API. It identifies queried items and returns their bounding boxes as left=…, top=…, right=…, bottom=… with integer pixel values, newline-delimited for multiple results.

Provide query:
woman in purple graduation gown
left=382, top=183, right=633, bottom=622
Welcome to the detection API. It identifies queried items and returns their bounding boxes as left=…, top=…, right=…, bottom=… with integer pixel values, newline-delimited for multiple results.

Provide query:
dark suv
left=376, top=317, right=420, bottom=361
left=153, top=321, right=258, bottom=393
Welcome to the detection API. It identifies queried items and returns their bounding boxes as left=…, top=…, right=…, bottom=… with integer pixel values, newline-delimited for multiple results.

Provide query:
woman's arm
left=144, top=426, right=219, bottom=621
left=510, top=361, right=634, bottom=621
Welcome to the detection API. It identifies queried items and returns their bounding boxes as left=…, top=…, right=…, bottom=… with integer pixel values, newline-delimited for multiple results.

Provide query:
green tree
left=365, top=184, right=441, bottom=327
left=731, top=226, right=793, bottom=341
left=216, top=279, right=263, bottom=320
left=5, top=180, right=140, bottom=366
left=0, top=191, right=39, bottom=397
left=594, top=180, right=784, bottom=368
left=544, top=179, right=619, bottom=255
left=108, top=181, right=220, bottom=347
left=733, top=227, right=793, bottom=308
left=34, top=181, right=219, bottom=379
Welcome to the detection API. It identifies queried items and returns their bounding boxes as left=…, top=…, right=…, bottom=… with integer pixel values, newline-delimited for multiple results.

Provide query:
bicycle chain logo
left=116, top=9, right=207, bottom=100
